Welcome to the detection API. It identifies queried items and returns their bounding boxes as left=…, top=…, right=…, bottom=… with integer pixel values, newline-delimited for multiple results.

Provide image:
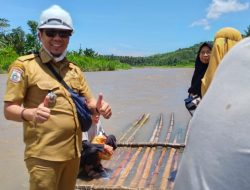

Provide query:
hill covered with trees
left=102, top=42, right=213, bottom=67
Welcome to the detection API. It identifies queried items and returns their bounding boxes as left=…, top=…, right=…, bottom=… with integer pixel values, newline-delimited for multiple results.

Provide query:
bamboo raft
left=76, top=113, right=188, bottom=190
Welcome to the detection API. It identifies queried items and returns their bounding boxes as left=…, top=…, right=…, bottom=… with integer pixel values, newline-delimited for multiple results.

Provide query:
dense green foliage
left=0, top=19, right=40, bottom=55
left=24, top=21, right=41, bottom=54
left=144, top=42, right=213, bottom=67
left=1, top=17, right=250, bottom=71
left=0, top=18, right=130, bottom=72
left=0, top=46, right=18, bottom=73
left=67, top=51, right=131, bottom=71
left=102, top=42, right=212, bottom=67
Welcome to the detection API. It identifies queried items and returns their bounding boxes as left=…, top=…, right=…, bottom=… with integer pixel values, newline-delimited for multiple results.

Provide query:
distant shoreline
left=1, top=66, right=194, bottom=74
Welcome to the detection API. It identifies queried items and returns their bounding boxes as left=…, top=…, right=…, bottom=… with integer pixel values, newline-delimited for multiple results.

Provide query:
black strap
left=46, top=63, right=72, bottom=92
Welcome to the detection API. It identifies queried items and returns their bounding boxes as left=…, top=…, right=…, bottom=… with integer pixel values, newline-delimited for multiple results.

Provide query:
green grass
left=0, top=47, right=19, bottom=71
left=67, top=53, right=131, bottom=72
left=0, top=47, right=194, bottom=72
left=0, top=49, right=131, bottom=72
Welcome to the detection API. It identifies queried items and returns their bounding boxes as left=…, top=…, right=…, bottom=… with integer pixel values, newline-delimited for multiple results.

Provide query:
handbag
left=46, top=63, right=92, bottom=132
left=184, top=94, right=201, bottom=116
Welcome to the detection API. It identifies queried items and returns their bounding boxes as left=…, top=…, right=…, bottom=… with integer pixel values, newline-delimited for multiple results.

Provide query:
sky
left=1, top=0, right=250, bottom=56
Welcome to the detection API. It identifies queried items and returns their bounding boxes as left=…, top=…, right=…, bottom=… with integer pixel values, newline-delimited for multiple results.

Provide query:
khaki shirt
left=4, top=48, right=93, bottom=161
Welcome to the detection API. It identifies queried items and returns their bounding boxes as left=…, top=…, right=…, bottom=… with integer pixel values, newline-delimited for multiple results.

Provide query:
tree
left=0, top=18, right=10, bottom=48
left=5, top=27, right=25, bottom=54
left=83, top=48, right=98, bottom=57
left=24, top=20, right=40, bottom=54
left=0, top=19, right=40, bottom=55
left=243, top=25, right=250, bottom=37
left=0, top=18, right=10, bottom=32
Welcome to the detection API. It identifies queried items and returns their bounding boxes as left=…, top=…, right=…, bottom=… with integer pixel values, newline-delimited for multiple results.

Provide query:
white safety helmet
left=38, top=5, right=74, bottom=31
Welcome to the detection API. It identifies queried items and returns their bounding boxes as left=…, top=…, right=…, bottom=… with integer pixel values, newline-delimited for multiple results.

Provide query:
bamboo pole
left=115, top=115, right=161, bottom=187
left=117, top=142, right=185, bottom=148
left=160, top=138, right=177, bottom=190
left=114, top=147, right=142, bottom=186
left=149, top=113, right=174, bottom=188
left=106, top=114, right=150, bottom=185
left=104, top=114, right=150, bottom=169
left=130, top=114, right=163, bottom=187
left=125, top=114, right=150, bottom=143
left=75, top=184, right=138, bottom=190
left=107, top=149, right=132, bottom=185
left=167, top=150, right=180, bottom=190
left=118, top=113, right=146, bottom=143
left=129, top=148, right=150, bottom=187
left=138, top=114, right=164, bottom=188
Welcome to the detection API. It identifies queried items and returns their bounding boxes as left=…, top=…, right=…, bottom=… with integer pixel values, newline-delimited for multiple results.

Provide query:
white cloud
left=190, top=19, right=211, bottom=30
left=207, top=0, right=249, bottom=19
left=191, top=0, right=249, bottom=30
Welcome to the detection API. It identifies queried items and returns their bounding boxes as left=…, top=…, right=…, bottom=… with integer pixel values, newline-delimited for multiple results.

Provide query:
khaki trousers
left=25, top=157, right=80, bottom=190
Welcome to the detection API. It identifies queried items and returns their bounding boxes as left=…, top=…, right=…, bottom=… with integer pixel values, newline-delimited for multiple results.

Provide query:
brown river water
left=0, top=68, right=193, bottom=189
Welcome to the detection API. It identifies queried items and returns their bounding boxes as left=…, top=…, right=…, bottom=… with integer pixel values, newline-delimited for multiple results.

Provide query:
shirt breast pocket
left=29, top=81, right=60, bottom=105
left=37, top=81, right=60, bottom=92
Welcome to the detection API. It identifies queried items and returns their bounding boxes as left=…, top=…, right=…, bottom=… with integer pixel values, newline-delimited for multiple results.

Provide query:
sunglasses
left=44, top=30, right=72, bottom=38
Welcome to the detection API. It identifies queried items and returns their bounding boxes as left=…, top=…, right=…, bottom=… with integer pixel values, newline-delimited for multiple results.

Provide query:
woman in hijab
left=174, top=37, right=250, bottom=190
left=185, top=42, right=212, bottom=116
left=201, top=27, right=242, bottom=97
left=188, top=42, right=212, bottom=97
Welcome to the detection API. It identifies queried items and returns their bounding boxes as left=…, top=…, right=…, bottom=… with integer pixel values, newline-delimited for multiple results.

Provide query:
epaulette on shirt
left=9, top=54, right=38, bottom=72
left=17, top=53, right=38, bottom=62
left=69, top=61, right=77, bottom=67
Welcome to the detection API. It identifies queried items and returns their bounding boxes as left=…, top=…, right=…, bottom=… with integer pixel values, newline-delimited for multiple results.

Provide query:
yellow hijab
left=201, top=27, right=242, bottom=97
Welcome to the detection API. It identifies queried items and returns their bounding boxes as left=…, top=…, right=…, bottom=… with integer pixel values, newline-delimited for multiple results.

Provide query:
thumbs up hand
left=32, top=95, right=51, bottom=123
left=96, top=93, right=112, bottom=119
left=43, top=95, right=50, bottom=107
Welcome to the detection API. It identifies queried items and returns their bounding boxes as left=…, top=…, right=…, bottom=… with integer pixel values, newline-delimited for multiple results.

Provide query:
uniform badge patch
left=10, top=69, right=23, bottom=83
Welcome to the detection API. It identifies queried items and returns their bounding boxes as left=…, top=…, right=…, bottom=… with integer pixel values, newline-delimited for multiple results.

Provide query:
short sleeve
left=4, top=60, right=27, bottom=105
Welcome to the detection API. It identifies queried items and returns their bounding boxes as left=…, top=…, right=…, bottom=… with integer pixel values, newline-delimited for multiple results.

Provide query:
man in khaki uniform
left=3, top=5, right=112, bottom=190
